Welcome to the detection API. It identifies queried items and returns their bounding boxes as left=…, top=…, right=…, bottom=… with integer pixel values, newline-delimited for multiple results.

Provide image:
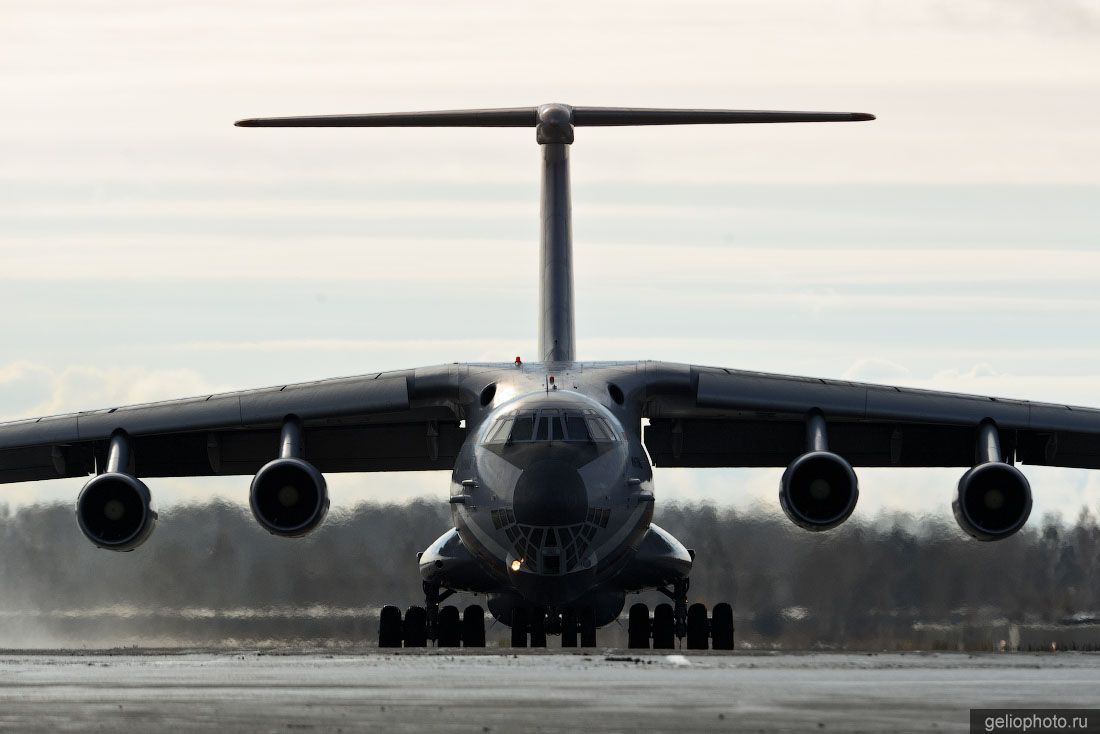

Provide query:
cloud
left=843, top=358, right=913, bottom=382
left=931, top=0, right=1100, bottom=35
left=933, top=362, right=1001, bottom=381
left=0, top=362, right=226, bottom=419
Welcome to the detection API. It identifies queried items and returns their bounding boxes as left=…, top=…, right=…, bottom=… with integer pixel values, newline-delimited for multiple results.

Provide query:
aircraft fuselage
left=418, top=364, right=692, bottom=622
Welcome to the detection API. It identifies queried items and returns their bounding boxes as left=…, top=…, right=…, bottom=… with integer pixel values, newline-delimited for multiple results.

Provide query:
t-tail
left=236, top=104, right=875, bottom=363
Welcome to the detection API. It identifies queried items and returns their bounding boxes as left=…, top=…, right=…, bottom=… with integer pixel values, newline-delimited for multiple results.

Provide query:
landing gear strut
left=672, top=578, right=689, bottom=641
left=423, top=581, right=455, bottom=644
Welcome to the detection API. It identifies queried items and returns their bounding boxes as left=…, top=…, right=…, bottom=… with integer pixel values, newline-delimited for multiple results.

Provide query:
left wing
left=638, top=362, right=1100, bottom=469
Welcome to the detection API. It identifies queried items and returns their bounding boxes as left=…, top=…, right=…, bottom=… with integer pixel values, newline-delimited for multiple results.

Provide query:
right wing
left=0, top=364, right=499, bottom=484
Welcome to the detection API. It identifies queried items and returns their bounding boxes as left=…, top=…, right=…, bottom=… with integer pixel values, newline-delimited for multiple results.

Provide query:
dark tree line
left=1, top=500, right=1097, bottom=648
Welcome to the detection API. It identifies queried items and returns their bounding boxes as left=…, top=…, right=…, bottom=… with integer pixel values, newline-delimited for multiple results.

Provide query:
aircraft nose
left=512, top=459, right=588, bottom=526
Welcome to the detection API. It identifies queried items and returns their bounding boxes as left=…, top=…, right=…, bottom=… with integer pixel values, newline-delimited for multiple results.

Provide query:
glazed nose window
left=481, top=407, right=619, bottom=445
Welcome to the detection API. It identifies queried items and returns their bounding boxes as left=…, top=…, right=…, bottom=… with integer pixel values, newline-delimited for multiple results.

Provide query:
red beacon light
left=515, top=356, right=522, bottom=366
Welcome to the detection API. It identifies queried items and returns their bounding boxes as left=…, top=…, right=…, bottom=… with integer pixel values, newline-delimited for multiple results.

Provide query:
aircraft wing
left=639, top=362, right=1100, bottom=470
left=0, top=364, right=482, bottom=484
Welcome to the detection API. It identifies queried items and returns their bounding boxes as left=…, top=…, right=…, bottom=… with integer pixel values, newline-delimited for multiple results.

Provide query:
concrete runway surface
left=1, top=650, right=1099, bottom=733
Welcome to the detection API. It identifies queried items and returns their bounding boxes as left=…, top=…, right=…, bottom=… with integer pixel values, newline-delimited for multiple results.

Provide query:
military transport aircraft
left=3, top=104, right=1097, bottom=651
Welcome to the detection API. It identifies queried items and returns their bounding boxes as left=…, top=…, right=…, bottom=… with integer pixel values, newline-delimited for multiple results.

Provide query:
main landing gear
left=378, top=582, right=487, bottom=648
left=509, top=607, right=597, bottom=648
left=627, top=579, right=734, bottom=650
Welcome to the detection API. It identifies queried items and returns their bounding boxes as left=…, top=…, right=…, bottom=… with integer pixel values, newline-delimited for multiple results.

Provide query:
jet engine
left=249, top=417, right=329, bottom=537
left=76, top=433, right=157, bottom=551
left=778, top=411, right=859, bottom=531
left=952, top=421, right=1032, bottom=541
left=953, top=463, right=1032, bottom=541
left=780, top=450, right=859, bottom=531
left=250, top=457, right=328, bottom=536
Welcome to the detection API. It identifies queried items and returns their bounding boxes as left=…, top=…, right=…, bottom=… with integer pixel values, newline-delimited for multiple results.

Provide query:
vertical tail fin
left=236, top=104, right=875, bottom=363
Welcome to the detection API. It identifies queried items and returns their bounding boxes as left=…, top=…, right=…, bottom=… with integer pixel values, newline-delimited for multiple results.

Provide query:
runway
left=1, top=650, right=1098, bottom=732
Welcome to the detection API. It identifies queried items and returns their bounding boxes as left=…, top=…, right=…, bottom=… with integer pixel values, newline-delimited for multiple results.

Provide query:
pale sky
left=2, top=0, right=1099, bottom=526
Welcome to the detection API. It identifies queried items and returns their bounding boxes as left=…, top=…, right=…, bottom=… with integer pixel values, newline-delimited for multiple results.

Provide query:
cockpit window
left=485, top=418, right=513, bottom=444
left=483, top=408, right=617, bottom=444
left=586, top=416, right=614, bottom=441
left=510, top=415, right=535, bottom=442
left=535, top=415, right=549, bottom=441
left=551, top=416, right=564, bottom=441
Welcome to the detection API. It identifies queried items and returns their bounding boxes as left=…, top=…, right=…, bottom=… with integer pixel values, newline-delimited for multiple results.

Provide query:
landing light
left=510, top=559, right=522, bottom=572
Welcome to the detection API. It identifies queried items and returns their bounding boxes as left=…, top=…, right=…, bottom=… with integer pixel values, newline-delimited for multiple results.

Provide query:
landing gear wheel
left=510, top=607, right=529, bottom=648
left=579, top=607, right=597, bottom=648
left=628, top=603, right=650, bottom=649
left=437, top=605, right=461, bottom=647
left=462, top=605, right=486, bottom=648
left=651, top=603, right=675, bottom=650
left=529, top=609, right=547, bottom=648
left=403, top=605, right=428, bottom=647
left=686, top=603, right=708, bottom=650
left=378, top=605, right=403, bottom=648
left=711, top=603, right=735, bottom=650
left=561, top=609, right=578, bottom=648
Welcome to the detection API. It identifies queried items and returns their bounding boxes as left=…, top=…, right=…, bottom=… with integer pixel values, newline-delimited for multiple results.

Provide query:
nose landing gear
left=509, top=607, right=597, bottom=648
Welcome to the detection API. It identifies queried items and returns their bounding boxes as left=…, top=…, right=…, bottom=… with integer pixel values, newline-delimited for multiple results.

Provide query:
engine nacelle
left=953, top=462, right=1032, bottom=541
left=779, top=451, right=859, bottom=532
left=249, top=457, right=329, bottom=537
left=76, top=472, right=157, bottom=551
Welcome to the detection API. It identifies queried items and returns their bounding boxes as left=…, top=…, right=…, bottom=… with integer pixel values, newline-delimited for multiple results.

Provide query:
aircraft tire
left=628, top=603, right=650, bottom=649
left=686, top=603, right=709, bottom=650
left=711, top=603, right=734, bottom=650
left=561, top=609, right=578, bottom=648
left=579, top=607, right=597, bottom=647
left=378, top=605, right=403, bottom=648
left=530, top=609, right=547, bottom=648
left=437, top=605, right=461, bottom=647
left=652, top=603, right=675, bottom=649
left=403, top=605, right=428, bottom=647
left=462, top=605, right=486, bottom=648
left=510, top=607, right=529, bottom=648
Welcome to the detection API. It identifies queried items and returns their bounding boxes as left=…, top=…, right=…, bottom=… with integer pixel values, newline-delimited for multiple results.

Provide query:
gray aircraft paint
left=8, top=103, right=1100, bottom=629
left=538, top=104, right=576, bottom=363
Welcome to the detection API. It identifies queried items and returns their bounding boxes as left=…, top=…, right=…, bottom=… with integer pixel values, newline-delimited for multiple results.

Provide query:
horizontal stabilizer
left=571, top=107, right=874, bottom=125
left=235, top=108, right=537, bottom=127
left=235, top=105, right=874, bottom=128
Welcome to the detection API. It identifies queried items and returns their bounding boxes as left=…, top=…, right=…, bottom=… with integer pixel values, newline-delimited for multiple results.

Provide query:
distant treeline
left=0, top=500, right=1098, bottom=649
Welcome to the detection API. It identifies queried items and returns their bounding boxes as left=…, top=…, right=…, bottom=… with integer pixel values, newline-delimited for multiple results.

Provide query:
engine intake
left=779, top=412, right=858, bottom=531
left=250, top=457, right=328, bottom=536
left=780, top=451, right=859, bottom=531
left=249, top=417, right=329, bottom=537
left=953, top=421, right=1032, bottom=541
left=76, top=432, right=157, bottom=551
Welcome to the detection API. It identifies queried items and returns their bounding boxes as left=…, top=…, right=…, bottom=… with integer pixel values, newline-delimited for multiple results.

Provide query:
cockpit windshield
left=483, top=408, right=617, bottom=444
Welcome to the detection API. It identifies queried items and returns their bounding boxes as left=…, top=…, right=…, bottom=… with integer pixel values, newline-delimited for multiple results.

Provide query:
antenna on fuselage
left=236, top=104, right=875, bottom=363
